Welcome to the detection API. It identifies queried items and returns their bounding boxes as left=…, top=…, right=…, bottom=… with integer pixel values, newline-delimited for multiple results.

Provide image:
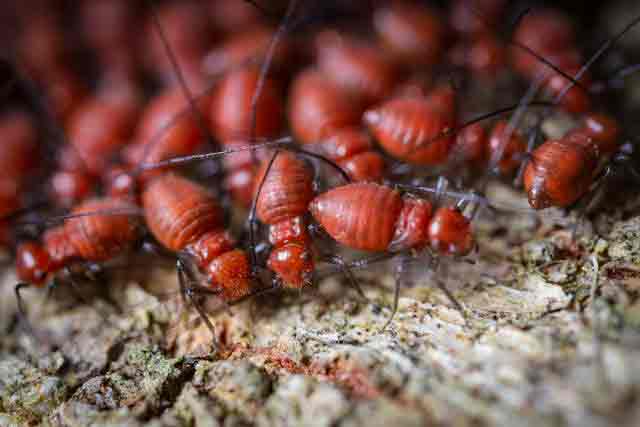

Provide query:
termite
left=288, top=68, right=386, bottom=182
left=14, top=197, right=142, bottom=340
left=372, top=1, right=445, bottom=68
left=510, top=7, right=591, bottom=114
left=310, top=181, right=482, bottom=328
left=52, top=89, right=142, bottom=206
left=314, top=30, right=399, bottom=107
left=512, top=12, right=640, bottom=211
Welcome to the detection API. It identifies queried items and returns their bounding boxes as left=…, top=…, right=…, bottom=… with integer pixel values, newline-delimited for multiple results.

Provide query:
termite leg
left=14, top=282, right=31, bottom=326
left=176, top=258, right=219, bottom=351
left=435, top=176, right=449, bottom=205
left=514, top=128, right=540, bottom=187
left=62, top=266, right=122, bottom=330
left=456, top=190, right=482, bottom=221
left=434, top=261, right=470, bottom=327
left=323, top=253, right=375, bottom=306
left=381, top=255, right=410, bottom=331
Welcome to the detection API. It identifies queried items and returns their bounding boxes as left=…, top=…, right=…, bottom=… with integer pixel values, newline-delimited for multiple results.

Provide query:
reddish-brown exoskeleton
left=288, top=68, right=386, bottom=182
left=52, top=92, right=142, bottom=206
left=310, top=181, right=481, bottom=327
left=141, top=172, right=257, bottom=345
left=14, top=197, right=141, bottom=340
left=523, top=113, right=626, bottom=210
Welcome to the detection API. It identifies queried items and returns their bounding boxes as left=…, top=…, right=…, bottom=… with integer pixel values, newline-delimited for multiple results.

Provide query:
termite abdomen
left=211, top=66, right=284, bottom=142
left=364, top=97, right=455, bottom=165
left=523, top=135, right=599, bottom=209
left=288, top=68, right=362, bottom=145
left=310, top=182, right=433, bottom=252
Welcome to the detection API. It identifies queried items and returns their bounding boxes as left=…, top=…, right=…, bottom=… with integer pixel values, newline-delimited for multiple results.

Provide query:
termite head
left=188, top=232, right=253, bottom=302
left=267, top=243, right=314, bottom=290
left=205, top=249, right=253, bottom=302
left=16, top=241, right=50, bottom=286
left=428, top=207, right=474, bottom=256
left=15, top=225, right=75, bottom=285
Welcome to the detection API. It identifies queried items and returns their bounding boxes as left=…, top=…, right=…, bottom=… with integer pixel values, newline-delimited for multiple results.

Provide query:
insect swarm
left=2, top=2, right=640, bottom=426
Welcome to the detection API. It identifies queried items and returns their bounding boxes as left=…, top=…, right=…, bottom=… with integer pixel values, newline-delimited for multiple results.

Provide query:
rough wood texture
left=2, top=180, right=640, bottom=426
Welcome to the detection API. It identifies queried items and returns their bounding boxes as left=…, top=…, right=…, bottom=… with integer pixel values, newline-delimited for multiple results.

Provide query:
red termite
left=516, top=12, right=640, bottom=210
left=310, top=181, right=477, bottom=327
left=510, top=8, right=591, bottom=114
left=80, top=0, right=142, bottom=84
left=142, top=173, right=255, bottom=345
left=15, top=198, right=140, bottom=286
left=363, top=86, right=456, bottom=166
left=314, top=30, right=399, bottom=106
left=310, top=182, right=473, bottom=255
left=288, top=68, right=385, bottom=182
left=202, top=25, right=293, bottom=77
left=12, top=196, right=141, bottom=344
left=211, top=65, right=284, bottom=142
left=14, top=197, right=140, bottom=328
left=114, top=86, right=209, bottom=189
left=254, top=152, right=315, bottom=288
left=523, top=113, right=623, bottom=210
left=51, top=93, right=142, bottom=206
left=372, top=1, right=445, bottom=67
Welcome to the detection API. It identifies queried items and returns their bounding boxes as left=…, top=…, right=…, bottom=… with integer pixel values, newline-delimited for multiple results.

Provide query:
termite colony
left=1, top=0, right=638, bottom=352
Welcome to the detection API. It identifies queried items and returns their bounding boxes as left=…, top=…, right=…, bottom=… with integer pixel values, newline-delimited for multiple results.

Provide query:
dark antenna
left=146, top=0, right=218, bottom=153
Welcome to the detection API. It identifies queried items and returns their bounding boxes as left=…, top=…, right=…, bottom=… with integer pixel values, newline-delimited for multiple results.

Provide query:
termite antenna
left=314, top=253, right=396, bottom=281
left=13, top=207, right=144, bottom=228
left=249, top=0, right=299, bottom=144
left=242, top=0, right=280, bottom=20
left=463, top=4, right=590, bottom=93
left=550, top=14, right=640, bottom=107
left=405, top=100, right=553, bottom=158
left=392, top=183, right=532, bottom=213
left=146, top=0, right=218, bottom=152
left=135, top=136, right=351, bottom=182
left=488, top=75, right=546, bottom=175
